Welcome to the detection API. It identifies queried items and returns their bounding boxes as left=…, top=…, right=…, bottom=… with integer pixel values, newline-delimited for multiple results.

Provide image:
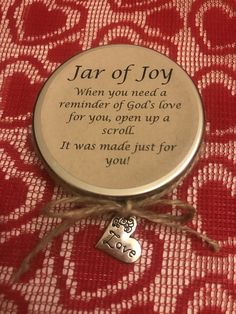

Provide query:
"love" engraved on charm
left=96, top=216, right=141, bottom=263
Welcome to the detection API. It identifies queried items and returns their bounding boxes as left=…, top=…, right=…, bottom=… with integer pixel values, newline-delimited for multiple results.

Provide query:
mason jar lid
left=33, top=44, right=204, bottom=198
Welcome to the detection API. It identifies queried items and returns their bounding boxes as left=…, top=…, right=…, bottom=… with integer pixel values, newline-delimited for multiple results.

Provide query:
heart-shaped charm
left=96, top=216, right=141, bottom=263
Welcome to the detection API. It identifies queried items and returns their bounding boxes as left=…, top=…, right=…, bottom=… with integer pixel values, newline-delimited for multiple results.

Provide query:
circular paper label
left=33, top=45, right=204, bottom=197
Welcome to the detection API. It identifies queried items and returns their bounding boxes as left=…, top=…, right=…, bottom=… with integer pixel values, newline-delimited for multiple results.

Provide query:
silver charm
left=96, top=216, right=141, bottom=263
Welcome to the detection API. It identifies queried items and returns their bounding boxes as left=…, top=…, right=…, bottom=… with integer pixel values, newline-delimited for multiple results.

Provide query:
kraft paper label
left=33, top=45, right=204, bottom=197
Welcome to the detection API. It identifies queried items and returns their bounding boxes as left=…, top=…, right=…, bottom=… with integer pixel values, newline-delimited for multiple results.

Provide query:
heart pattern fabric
left=0, top=0, right=235, bottom=313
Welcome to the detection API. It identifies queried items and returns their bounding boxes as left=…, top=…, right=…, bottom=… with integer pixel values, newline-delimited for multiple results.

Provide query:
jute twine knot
left=11, top=194, right=220, bottom=283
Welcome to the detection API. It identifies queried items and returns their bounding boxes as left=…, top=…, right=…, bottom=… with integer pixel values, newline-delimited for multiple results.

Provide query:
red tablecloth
left=0, top=0, right=235, bottom=313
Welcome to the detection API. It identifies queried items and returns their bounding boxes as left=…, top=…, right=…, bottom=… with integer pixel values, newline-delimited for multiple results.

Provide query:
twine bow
left=12, top=194, right=220, bottom=282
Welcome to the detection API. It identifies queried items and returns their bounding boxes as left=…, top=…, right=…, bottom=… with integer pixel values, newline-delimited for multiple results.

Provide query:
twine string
left=11, top=196, right=220, bottom=283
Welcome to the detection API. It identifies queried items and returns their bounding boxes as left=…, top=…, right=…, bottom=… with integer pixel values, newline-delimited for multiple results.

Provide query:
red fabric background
left=0, top=0, right=235, bottom=313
